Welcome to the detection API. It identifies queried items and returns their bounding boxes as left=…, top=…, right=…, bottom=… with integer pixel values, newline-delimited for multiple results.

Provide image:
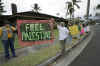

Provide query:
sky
left=2, top=0, right=100, bottom=18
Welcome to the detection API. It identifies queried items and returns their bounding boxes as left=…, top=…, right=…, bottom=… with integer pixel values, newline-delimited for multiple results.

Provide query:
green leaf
left=74, top=3, right=80, bottom=9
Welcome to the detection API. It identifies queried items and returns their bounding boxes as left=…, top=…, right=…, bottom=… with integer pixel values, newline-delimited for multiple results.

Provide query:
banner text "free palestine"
left=20, top=23, right=52, bottom=41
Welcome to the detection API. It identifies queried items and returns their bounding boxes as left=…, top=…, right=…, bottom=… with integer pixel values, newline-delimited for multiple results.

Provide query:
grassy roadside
left=1, top=30, right=86, bottom=66
left=0, top=39, right=3, bottom=52
left=1, top=30, right=60, bottom=66
left=2, top=40, right=61, bottom=66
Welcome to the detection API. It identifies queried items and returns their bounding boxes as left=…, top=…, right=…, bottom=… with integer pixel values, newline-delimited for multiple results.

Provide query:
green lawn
left=0, top=39, right=3, bottom=52
left=0, top=30, right=61, bottom=66
left=1, top=30, right=86, bottom=66
left=2, top=41, right=61, bottom=66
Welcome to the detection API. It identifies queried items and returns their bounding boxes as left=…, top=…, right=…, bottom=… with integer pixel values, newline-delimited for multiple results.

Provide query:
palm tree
left=72, top=0, right=80, bottom=19
left=0, top=0, right=5, bottom=15
left=86, top=0, right=90, bottom=19
left=32, top=3, right=41, bottom=13
left=66, top=0, right=80, bottom=20
left=66, top=2, right=74, bottom=19
left=11, top=3, right=17, bottom=15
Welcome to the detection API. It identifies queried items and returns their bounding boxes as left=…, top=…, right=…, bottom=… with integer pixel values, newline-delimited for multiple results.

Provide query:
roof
left=15, top=11, right=67, bottom=22
left=0, top=11, right=68, bottom=26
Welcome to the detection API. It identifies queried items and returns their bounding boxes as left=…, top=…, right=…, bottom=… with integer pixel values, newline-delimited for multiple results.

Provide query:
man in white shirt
left=57, top=22, right=69, bottom=55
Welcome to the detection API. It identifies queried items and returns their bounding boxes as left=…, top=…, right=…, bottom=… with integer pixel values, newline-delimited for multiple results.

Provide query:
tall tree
left=0, top=0, right=5, bottom=15
left=66, top=0, right=80, bottom=20
left=66, top=2, right=74, bottom=19
left=32, top=3, right=41, bottom=13
left=86, top=0, right=90, bottom=19
left=11, top=3, right=17, bottom=15
left=72, top=0, right=80, bottom=19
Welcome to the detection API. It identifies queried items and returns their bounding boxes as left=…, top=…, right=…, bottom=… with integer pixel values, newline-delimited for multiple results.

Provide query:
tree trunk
left=86, top=0, right=90, bottom=19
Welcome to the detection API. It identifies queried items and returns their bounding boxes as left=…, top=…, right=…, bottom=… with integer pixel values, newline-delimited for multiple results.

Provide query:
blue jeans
left=67, top=35, right=72, bottom=44
left=2, top=38, right=16, bottom=58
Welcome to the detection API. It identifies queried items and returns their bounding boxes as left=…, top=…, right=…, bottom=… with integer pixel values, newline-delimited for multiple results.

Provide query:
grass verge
left=1, top=30, right=86, bottom=66
left=2, top=43, right=60, bottom=66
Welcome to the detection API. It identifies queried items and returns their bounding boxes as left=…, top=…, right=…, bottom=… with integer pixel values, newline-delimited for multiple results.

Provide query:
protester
left=57, top=22, right=69, bottom=55
left=0, top=20, right=17, bottom=59
left=78, top=23, right=82, bottom=33
left=70, top=23, right=80, bottom=39
left=83, top=24, right=87, bottom=33
left=11, top=24, right=17, bottom=42
left=80, top=24, right=85, bottom=35
left=67, top=22, right=73, bottom=44
left=68, top=23, right=74, bottom=36
left=86, top=23, right=90, bottom=33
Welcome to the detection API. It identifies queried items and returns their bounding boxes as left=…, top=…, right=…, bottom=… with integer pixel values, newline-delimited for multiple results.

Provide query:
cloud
left=2, top=0, right=96, bottom=18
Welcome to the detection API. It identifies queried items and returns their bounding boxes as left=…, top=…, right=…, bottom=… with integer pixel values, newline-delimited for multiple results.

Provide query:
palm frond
left=74, top=3, right=80, bottom=8
left=72, top=0, right=81, bottom=3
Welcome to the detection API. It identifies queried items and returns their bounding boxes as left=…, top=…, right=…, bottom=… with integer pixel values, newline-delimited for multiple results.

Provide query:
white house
left=95, top=5, right=100, bottom=16
left=94, top=4, right=100, bottom=21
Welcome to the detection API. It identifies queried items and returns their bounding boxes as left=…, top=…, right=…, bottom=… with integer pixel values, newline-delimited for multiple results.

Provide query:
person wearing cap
left=0, top=21, right=17, bottom=59
left=57, top=22, right=69, bottom=55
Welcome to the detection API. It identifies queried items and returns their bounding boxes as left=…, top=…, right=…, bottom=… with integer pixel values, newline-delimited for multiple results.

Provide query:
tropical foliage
left=32, top=3, right=41, bottom=13
left=66, top=0, right=81, bottom=19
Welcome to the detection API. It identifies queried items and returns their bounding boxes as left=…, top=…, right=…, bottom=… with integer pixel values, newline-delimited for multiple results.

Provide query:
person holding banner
left=86, top=23, right=90, bottom=33
left=67, top=22, right=72, bottom=44
left=0, top=20, right=17, bottom=60
left=71, top=23, right=80, bottom=39
left=57, top=22, right=69, bottom=55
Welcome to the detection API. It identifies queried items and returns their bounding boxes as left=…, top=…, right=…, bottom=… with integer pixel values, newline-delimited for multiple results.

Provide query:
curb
left=37, top=32, right=91, bottom=66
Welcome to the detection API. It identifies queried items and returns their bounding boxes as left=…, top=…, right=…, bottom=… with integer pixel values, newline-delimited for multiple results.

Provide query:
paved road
left=69, top=25, right=100, bottom=66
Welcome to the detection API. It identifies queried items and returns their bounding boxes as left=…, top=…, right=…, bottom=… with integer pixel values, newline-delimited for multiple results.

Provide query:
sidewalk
left=50, top=26, right=94, bottom=66
left=37, top=26, right=93, bottom=66
left=52, top=30, right=94, bottom=66
left=38, top=33, right=90, bottom=66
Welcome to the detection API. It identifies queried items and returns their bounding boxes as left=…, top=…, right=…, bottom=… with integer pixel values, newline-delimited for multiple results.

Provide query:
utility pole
left=86, top=0, right=90, bottom=19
